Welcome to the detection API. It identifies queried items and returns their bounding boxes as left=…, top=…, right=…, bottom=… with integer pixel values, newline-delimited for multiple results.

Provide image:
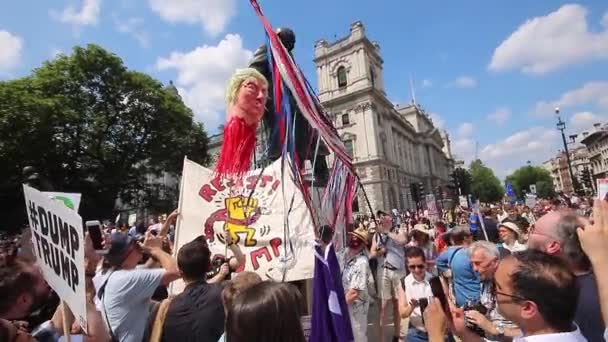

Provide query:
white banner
left=44, top=192, right=81, bottom=212
left=23, top=185, right=87, bottom=332
left=172, top=158, right=316, bottom=293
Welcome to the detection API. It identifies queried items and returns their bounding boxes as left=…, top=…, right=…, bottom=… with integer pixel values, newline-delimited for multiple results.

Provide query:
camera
left=206, top=255, right=234, bottom=281
left=463, top=300, right=488, bottom=337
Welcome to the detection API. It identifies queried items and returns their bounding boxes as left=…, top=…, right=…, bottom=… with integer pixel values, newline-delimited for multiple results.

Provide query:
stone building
left=314, top=21, right=454, bottom=212
left=543, top=146, right=592, bottom=194
left=580, top=123, right=608, bottom=181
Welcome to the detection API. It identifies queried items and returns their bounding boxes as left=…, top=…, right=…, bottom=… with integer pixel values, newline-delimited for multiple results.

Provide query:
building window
left=370, top=67, right=375, bottom=87
left=337, top=66, right=347, bottom=88
left=342, top=113, right=350, bottom=125
left=344, top=139, right=354, bottom=157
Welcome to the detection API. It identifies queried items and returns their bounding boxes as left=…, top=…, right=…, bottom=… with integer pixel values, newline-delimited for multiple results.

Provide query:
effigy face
left=233, top=77, right=268, bottom=124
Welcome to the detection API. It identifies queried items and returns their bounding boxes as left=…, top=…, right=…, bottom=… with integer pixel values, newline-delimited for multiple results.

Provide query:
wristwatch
left=495, top=324, right=505, bottom=338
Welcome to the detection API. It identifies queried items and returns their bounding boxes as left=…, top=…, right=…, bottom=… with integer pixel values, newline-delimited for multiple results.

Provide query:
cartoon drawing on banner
left=172, top=157, right=315, bottom=294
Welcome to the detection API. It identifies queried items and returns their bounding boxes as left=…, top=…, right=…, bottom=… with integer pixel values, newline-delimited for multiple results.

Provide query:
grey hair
left=469, top=240, right=500, bottom=260
left=554, top=211, right=591, bottom=271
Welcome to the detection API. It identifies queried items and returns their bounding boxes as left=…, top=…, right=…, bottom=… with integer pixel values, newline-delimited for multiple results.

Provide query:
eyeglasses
left=408, top=264, right=425, bottom=270
left=495, top=289, right=527, bottom=302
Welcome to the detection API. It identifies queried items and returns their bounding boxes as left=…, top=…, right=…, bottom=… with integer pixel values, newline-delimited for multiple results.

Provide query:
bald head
left=527, top=210, right=591, bottom=272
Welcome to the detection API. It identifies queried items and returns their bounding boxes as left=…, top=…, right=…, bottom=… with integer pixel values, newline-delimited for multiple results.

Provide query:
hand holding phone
left=85, top=220, right=104, bottom=250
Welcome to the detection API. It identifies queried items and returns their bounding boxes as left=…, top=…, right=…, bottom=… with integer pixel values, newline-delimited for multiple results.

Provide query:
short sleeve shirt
left=342, top=251, right=370, bottom=313
left=94, top=268, right=165, bottom=342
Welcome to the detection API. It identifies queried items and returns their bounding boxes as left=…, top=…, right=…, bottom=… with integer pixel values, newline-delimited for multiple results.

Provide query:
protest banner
left=44, top=192, right=81, bottom=212
left=459, top=195, right=469, bottom=208
left=171, top=158, right=316, bottom=293
left=23, top=185, right=88, bottom=333
left=425, top=194, right=440, bottom=223
left=598, top=179, right=608, bottom=201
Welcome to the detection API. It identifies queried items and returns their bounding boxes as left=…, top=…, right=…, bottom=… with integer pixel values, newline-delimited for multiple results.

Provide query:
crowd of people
left=1, top=195, right=608, bottom=342
left=339, top=197, right=607, bottom=341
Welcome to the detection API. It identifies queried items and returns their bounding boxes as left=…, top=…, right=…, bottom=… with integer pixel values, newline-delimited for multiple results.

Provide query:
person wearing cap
left=498, top=222, right=526, bottom=253
left=341, top=226, right=371, bottom=342
left=93, top=232, right=180, bottom=342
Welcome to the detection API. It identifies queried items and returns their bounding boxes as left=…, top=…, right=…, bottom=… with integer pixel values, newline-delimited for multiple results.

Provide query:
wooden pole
left=61, top=301, right=72, bottom=342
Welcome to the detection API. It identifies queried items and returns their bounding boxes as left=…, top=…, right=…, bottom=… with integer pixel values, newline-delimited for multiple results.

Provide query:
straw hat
left=349, top=226, right=369, bottom=243
left=412, top=224, right=433, bottom=237
left=499, top=222, right=521, bottom=238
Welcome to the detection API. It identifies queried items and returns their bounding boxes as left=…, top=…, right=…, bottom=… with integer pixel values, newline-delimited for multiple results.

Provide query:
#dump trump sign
left=23, top=185, right=87, bottom=332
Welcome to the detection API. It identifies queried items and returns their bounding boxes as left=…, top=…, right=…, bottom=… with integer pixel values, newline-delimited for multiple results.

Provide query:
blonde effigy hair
left=225, top=68, right=269, bottom=107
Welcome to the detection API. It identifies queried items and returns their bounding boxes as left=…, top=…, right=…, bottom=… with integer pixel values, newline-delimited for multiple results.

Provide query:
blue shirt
left=93, top=268, right=165, bottom=342
left=436, top=246, right=480, bottom=307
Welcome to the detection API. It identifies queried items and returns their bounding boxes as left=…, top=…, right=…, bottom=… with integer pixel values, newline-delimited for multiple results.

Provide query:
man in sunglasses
left=397, top=246, right=434, bottom=341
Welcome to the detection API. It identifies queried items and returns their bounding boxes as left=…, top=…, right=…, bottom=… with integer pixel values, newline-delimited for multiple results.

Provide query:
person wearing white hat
left=498, top=222, right=526, bottom=253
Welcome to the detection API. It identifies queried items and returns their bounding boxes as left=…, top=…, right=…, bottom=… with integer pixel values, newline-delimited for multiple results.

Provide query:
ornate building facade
left=314, top=22, right=454, bottom=212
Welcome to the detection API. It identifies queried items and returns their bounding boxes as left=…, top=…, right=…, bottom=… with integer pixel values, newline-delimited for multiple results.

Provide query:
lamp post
left=555, top=107, right=577, bottom=193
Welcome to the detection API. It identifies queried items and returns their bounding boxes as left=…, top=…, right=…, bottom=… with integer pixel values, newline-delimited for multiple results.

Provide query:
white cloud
left=457, top=122, right=474, bottom=137
left=428, top=112, right=445, bottom=129
left=0, top=30, right=23, bottom=73
left=422, top=79, right=432, bottom=88
left=487, top=107, right=511, bottom=125
left=156, top=34, right=253, bottom=128
left=50, top=48, right=64, bottom=59
left=481, top=127, right=559, bottom=161
left=148, top=0, right=236, bottom=36
left=535, top=81, right=608, bottom=116
left=569, top=111, right=607, bottom=131
left=114, top=16, right=150, bottom=48
left=489, top=4, right=608, bottom=74
left=451, top=76, right=477, bottom=88
left=452, top=138, right=476, bottom=164
left=51, top=0, right=101, bottom=26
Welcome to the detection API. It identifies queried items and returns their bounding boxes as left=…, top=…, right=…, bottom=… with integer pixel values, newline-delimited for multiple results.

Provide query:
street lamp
left=555, top=107, right=577, bottom=193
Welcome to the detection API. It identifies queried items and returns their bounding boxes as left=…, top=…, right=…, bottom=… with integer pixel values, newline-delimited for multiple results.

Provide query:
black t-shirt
left=575, top=273, right=605, bottom=342
left=161, top=280, right=225, bottom=342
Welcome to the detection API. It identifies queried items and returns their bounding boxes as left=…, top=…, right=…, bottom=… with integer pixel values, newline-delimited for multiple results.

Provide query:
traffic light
left=418, top=182, right=425, bottom=197
left=410, top=182, right=419, bottom=203
left=581, top=167, right=593, bottom=189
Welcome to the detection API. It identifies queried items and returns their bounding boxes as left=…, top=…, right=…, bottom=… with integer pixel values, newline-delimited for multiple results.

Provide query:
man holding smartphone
left=398, top=247, right=434, bottom=342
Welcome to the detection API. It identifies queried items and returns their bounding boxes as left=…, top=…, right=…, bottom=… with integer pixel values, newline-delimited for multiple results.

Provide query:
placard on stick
left=23, top=185, right=88, bottom=333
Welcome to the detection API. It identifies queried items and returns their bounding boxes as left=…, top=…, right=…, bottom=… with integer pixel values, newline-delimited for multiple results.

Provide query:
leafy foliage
left=506, top=165, right=556, bottom=199
left=0, top=45, right=209, bottom=230
left=469, top=159, right=504, bottom=203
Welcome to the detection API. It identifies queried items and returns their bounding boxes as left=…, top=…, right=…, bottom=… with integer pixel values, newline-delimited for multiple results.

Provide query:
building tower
left=314, top=22, right=420, bottom=212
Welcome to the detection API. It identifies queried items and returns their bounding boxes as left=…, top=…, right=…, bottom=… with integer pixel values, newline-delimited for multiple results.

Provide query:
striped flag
left=310, top=242, right=354, bottom=342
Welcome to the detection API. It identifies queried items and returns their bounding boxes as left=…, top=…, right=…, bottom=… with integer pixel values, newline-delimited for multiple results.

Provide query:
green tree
left=0, top=45, right=209, bottom=230
left=469, top=159, right=504, bottom=203
left=506, top=165, right=556, bottom=199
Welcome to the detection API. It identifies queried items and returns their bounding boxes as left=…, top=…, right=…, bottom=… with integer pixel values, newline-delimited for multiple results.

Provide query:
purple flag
left=310, top=243, right=354, bottom=342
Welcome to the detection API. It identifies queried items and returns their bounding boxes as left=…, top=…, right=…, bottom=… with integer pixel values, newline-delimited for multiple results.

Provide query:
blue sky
left=1, top=0, right=608, bottom=178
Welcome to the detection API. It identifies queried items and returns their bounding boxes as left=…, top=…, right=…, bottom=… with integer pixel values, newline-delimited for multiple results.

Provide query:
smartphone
left=430, top=276, right=452, bottom=323
left=85, top=220, right=104, bottom=250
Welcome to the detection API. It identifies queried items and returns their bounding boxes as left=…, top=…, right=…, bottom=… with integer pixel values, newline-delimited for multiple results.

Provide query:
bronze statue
left=249, top=27, right=329, bottom=186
